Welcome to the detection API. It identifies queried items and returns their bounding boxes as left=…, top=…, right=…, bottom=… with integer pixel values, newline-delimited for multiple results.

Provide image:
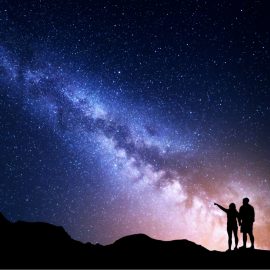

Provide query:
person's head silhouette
left=229, top=203, right=236, bottom=210
left=243, top=197, right=249, bottom=205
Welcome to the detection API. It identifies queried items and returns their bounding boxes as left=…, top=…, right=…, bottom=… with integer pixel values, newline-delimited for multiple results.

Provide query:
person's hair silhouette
left=214, top=202, right=240, bottom=251
left=239, top=197, right=255, bottom=249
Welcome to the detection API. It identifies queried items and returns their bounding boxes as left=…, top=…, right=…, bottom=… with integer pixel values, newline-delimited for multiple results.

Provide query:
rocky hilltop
left=0, top=212, right=269, bottom=268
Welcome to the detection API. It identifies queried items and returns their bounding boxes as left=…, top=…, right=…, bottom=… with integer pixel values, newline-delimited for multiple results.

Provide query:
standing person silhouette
left=214, top=202, right=239, bottom=251
left=239, top=197, right=255, bottom=249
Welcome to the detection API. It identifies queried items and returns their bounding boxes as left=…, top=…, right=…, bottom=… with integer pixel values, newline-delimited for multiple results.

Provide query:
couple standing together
left=214, top=197, right=255, bottom=251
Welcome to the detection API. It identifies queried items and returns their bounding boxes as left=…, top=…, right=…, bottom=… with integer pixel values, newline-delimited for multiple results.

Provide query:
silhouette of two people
left=214, top=197, right=255, bottom=251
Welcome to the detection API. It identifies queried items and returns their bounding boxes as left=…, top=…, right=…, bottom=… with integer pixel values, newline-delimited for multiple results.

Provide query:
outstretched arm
left=214, top=203, right=228, bottom=213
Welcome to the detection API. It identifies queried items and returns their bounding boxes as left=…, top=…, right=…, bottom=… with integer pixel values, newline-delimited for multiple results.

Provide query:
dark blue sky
left=0, top=0, right=270, bottom=250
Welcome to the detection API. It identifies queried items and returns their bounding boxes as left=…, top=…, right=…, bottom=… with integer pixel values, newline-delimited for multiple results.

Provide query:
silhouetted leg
left=243, top=232, right=247, bottom=248
left=227, top=228, right=232, bottom=250
left=233, top=228, right=238, bottom=249
left=249, top=232, right=254, bottom=249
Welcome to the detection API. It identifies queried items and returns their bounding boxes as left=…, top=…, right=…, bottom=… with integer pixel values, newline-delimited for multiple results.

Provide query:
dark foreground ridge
left=0, top=212, right=270, bottom=268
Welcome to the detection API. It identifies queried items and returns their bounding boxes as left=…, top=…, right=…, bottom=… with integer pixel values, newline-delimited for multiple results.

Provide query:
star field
left=0, top=0, right=270, bottom=251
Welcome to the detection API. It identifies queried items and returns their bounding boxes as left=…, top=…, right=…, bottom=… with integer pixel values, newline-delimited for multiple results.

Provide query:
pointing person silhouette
left=214, top=202, right=240, bottom=251
left=239, top=197, right=255, bottom=249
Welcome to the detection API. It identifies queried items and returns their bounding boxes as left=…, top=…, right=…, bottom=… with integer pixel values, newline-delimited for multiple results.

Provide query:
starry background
left=0, top=0, right=270, bottom=251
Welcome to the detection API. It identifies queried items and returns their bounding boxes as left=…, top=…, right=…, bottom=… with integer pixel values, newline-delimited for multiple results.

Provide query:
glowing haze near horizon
left=1, top=1, right=270, bottom=251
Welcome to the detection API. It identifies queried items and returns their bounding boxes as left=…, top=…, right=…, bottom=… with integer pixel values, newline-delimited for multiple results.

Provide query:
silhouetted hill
left=0, top=212, right=270, bottom=268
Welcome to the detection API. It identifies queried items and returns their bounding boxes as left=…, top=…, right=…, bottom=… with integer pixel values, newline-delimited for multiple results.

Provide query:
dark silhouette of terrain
left=0, top=212, right=270, bottom=268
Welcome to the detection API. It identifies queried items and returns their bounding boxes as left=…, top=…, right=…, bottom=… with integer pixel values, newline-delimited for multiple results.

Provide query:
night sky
left=1, top=0, right=270, bottom=251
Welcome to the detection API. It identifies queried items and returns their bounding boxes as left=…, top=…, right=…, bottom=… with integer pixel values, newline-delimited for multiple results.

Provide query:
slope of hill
left=0, top=212, right=269, bottom=268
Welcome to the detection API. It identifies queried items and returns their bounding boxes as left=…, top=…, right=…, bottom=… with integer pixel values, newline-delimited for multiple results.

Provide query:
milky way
left=1, top=1, right=270, bottom=251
